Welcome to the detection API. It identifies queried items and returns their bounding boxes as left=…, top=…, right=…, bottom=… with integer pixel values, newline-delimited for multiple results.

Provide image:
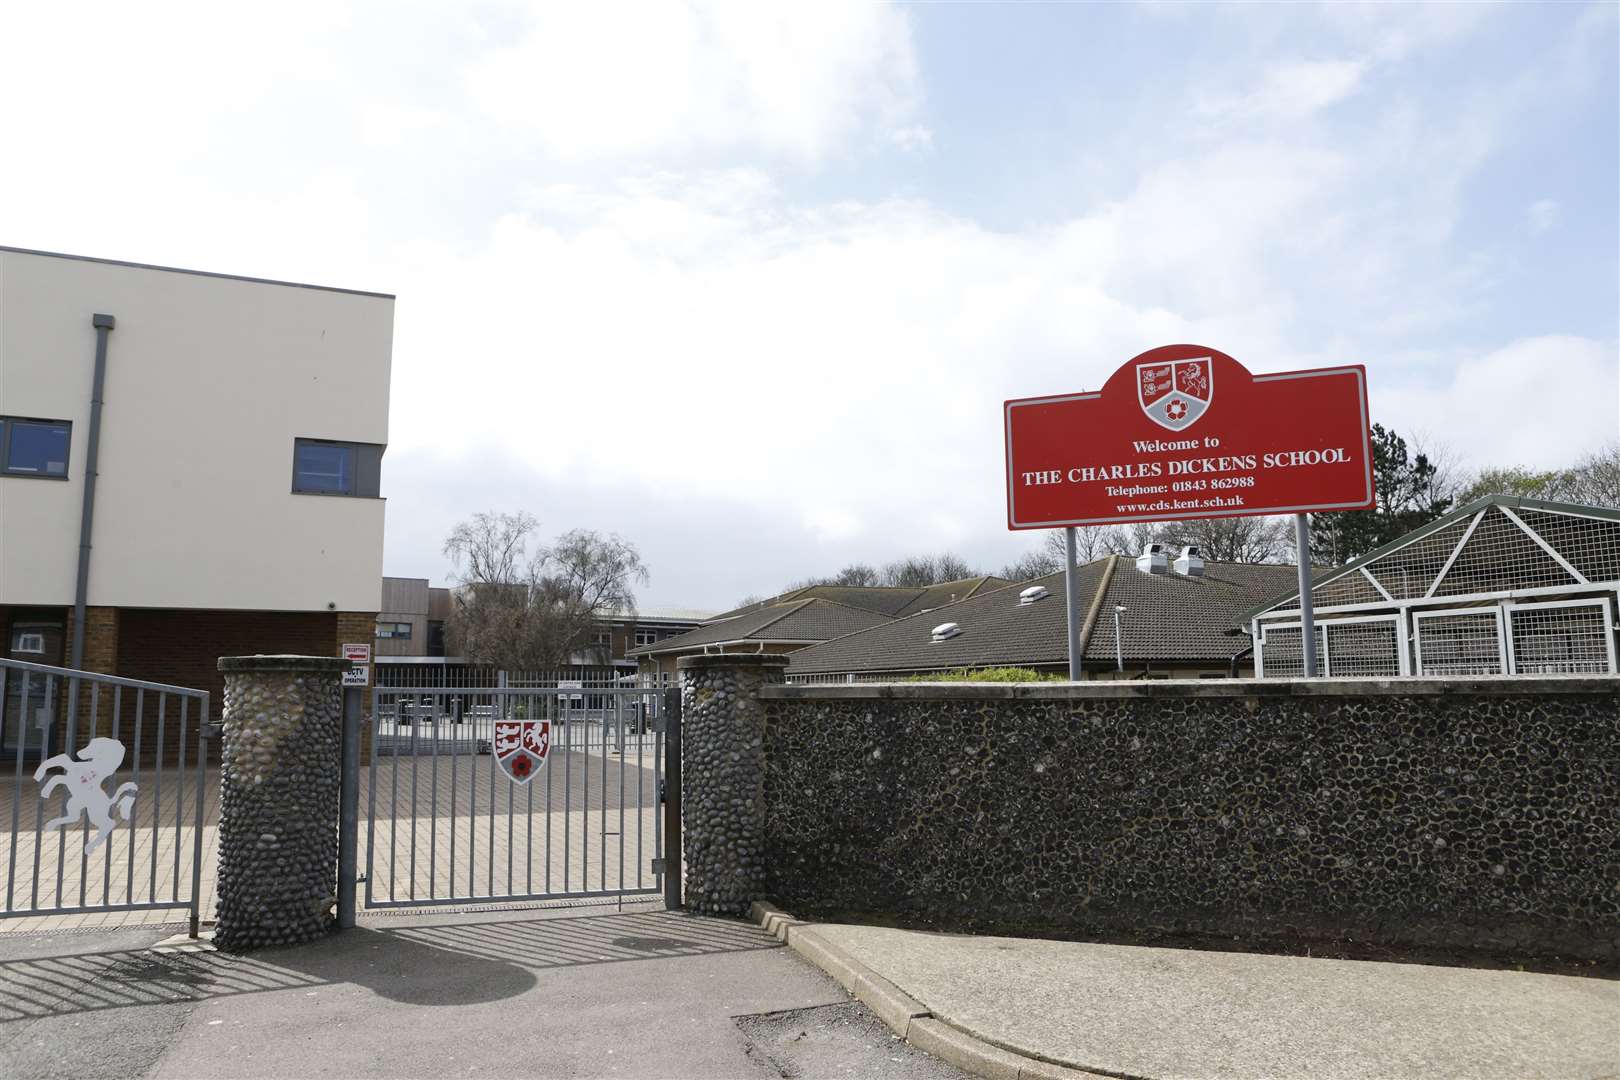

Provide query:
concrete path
left=0, top=903, right=965, bottom=1079
left=808, top=922, right=1620, bottom=1080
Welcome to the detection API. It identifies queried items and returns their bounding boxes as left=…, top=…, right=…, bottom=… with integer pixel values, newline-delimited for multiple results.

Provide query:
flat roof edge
left=0, top=244, right=395, bottom=300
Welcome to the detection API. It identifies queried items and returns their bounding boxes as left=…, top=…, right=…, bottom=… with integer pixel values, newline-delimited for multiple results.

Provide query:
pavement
left=0, top=901, right=968, bottom=1080
left=784, top=918, right=1620, bottom=1080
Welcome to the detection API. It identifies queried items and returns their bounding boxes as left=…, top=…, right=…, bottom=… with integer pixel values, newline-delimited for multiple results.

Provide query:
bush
left=902, top=666, right=1062, bottom=683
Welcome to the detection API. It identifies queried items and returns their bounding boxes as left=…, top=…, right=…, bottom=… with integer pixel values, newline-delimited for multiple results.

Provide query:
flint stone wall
left=215, top=655, right=347, bottom=951
left=758, top=678, right=1620, bottom=963
left=677, top=655, right=786, bottom=916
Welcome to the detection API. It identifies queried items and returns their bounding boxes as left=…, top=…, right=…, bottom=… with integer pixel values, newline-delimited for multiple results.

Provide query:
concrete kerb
left=748, top=901, right=1108, bottom=1080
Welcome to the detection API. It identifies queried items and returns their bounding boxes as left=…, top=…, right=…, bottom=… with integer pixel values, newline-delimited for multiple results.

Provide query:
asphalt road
left=0, top=905, right=964, bottom=1079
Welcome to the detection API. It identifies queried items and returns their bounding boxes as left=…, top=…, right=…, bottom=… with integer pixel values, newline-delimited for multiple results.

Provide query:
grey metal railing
left=361, top=685, right=671, bottom=910
left=0, top=657, right=210, bottom=935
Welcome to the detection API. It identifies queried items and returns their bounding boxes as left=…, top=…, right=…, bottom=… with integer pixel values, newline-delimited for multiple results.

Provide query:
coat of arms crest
left=1137, top=356, right=1213, bottom=432
left=493, top=720, right=552, bottom=784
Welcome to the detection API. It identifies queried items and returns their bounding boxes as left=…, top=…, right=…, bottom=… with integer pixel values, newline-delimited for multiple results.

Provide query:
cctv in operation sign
left=1005, top=344, right=1374, bottom=529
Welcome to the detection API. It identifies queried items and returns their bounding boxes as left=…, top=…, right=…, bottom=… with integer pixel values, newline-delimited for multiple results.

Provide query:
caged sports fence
left=1252, top=497, right=1620, bottom=678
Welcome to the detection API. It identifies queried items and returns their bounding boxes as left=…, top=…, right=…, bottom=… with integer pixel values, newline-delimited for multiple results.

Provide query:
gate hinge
left=651, top=858, right=666, bottom=874
left=203, top=722, right=224, bottom=740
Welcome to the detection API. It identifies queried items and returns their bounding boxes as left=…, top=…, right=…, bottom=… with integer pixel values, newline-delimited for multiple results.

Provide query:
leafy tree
left=1457, top=465, right=1564, bottom=505
left=1309, top=424, right=1454, bottom=565
left=443, top=511, right=647, bottom=669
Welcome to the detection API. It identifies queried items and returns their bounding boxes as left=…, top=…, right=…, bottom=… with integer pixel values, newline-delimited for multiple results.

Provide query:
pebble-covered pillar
left=215, top=655, right=348, bottom=951
left=676, top=654, right=788, bottom=917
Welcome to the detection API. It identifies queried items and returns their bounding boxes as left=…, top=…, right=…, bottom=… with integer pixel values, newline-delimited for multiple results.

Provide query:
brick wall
left=115, top=609, right=366, bottom=763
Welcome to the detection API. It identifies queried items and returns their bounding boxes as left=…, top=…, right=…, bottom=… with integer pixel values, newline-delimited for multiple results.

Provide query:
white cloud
left=1200, top=58, right=1371, bottom=120
left=1527, top=198, right=1560, bottom=235
left=465, top=1, right=921, bottom=162
left=1377, top=336, right=1619, bottom=470
left=0, top=2, right=1612, bottom=604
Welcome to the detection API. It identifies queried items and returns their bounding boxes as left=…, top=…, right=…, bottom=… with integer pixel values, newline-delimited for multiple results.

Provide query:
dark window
left=0, top=417, right=71, bottom=478
left=633, top=629, right=658, bottom=646
left=375, top=621, right=412, bottom=640
left=427, top=620, right=447, bottom=657
left=292, top=438, right=384, bottom=497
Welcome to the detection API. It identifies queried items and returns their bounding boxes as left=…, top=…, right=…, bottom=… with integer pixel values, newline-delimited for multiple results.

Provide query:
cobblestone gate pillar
left=676, top=654, right=787, bottom=917
left=215, top=655, right=347, bottom=951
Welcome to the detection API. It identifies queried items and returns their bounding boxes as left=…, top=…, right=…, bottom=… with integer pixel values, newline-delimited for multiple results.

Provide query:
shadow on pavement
left=0, top=910, right=773, bottom=1020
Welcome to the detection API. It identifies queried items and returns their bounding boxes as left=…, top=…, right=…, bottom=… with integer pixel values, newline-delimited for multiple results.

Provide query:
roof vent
left=1019, top=585, right=1049, bottom=605
left=1135, top=543, right=1168, bottom=575
left=931, top=622, right=961, bottom=642
left=1174, top=545, right=1205, bottom=577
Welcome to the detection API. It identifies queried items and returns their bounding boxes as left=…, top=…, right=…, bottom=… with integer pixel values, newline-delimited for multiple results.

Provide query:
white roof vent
left=931, top=621, right=961, bottom=642
left=1136, top=543, right=1168, bottom=575
left=1174, top=545, right=1205, bottom=577
left=1019, top=585, right=1049, bottom=605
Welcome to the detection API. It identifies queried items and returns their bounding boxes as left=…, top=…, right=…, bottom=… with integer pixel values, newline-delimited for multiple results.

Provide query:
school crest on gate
left=494, top=720, right=551, bottom=784
left=1137, top=356, right=1213, bottom=432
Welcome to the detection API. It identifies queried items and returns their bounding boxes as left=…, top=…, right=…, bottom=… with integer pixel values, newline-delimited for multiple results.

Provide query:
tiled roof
left=892, top=576, right=1014, bottom=617
left=703, top=577, right=1012, bottom=623
left=627, top=598, right=892, bottom=656
left=1089, top=561, right=1299, bottom=663
left=785, top=558, right=1299, bottom=675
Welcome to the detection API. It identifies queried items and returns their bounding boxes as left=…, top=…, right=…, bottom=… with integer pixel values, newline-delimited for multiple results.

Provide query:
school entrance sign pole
left=1005, top=344, right=1375, bottom=678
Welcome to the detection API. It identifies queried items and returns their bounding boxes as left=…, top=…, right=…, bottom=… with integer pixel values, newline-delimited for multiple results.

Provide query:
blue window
left=0, top=418, right=71, bottom=478
left=293, top=439, right=354, bottom=494
left=291, top=438, right=384, bottom=497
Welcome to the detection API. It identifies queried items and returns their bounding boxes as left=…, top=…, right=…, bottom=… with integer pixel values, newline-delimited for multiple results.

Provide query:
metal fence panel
left=1506, top=599, right=1617, bottom=675
left=1257, top=622, right=1327, bottom=678
left=1414, top=608, right=1506, bottom=676
left=363, top=686, right=665, bottom=909
left=0, top=658, right=209, bottom=932
left=1322, top=617, right=1403, bottom=677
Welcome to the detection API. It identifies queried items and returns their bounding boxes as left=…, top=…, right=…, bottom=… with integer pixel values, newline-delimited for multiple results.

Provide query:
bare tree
left=878, top=553, right=982, bottom=587
left=443, top=511, right=648, bottom=670
left=1176, top=516, right=1293, bottom=563
left=1001, top=542, right=1064, bottom=582
left=1559, top=442, right=1620, bottom=508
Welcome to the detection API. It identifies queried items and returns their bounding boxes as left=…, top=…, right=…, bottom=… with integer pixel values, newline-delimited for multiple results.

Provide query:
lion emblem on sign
left=35, top=737, right=139, bottom=852
left=1137, top=356, right=1213, bottom=432
left=494, top=720, right=551, bottom=784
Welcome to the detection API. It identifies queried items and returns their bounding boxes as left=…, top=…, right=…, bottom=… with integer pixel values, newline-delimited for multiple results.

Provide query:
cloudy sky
left=4, top=2, right=1616, bottom=610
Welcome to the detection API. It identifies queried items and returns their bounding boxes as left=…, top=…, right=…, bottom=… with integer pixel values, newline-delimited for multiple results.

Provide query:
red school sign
left=1005, top=344, right=1375, bottom=529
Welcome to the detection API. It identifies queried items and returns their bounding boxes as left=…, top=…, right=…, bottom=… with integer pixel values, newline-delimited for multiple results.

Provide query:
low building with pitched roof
left=783, top=553, right=1299, bottom=682
left=629, top=576, right=1010, bottom=680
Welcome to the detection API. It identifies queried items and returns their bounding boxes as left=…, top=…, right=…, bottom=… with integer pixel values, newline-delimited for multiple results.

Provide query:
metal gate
left=0, top=657, right=210, bottom=933
left=361, top=685, right=678, bottom=910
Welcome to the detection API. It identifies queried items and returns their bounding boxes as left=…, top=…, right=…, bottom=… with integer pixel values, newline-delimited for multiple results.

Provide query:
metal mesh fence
left=1311, top=569, right=1388, bottom=608
left=1322, top=619, right=1402, bottom=677
left=1516, top=509, right=1620, bottom=584
left=1507, top=602, right=1615, bottom=675
left=1414, top=610, right=1504, bottom=675
left=1433, top=507, right=1577, bottom=597
left=1363, top=515, right=1473, bottom=600
left=1258, top=623, right=1326, bottom=678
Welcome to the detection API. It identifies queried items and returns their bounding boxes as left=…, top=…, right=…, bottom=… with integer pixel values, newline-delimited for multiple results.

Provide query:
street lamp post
left=1113, top=605, right=1126, bottom=673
